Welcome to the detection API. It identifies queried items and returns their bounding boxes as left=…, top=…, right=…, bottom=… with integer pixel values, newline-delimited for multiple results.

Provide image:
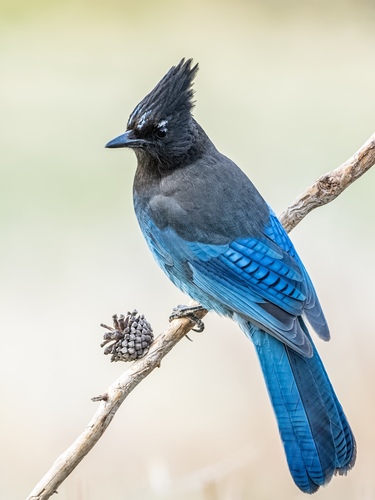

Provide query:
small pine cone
left=100, top=310, right=154, bottom=362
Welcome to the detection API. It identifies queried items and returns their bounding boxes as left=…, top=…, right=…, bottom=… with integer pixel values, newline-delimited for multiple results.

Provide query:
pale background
left=1, top=1, right=375, bottom=499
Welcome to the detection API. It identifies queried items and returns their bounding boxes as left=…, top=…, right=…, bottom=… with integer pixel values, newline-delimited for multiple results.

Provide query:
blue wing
left=141, top=209, right=329, bottom=356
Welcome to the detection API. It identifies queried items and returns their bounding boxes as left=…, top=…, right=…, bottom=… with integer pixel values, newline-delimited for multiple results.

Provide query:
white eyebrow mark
left=137, top=110, right=152, bottom=130
left=158, top=119, right=168, bottom=130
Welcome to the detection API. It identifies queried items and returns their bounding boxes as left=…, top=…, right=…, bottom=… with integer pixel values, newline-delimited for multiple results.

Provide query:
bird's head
left=106, top=58, right=200, bottom=169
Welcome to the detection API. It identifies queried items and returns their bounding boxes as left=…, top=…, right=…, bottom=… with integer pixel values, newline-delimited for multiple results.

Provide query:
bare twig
left=26, top=309, right=207, bottom=500
left=280, top=132, right=375, bottom=232
left=26, top=132, right=375, bottom=500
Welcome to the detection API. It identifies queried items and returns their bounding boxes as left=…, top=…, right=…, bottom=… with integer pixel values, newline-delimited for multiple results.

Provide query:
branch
left=280, top=131, right=375, bottom=232
left=26, top=132, right=375, bottom=500
left=26, top=307, right=207, bottom=500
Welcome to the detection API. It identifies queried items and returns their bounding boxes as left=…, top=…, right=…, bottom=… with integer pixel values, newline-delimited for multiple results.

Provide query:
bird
left=105, top=58, right=356, bottom=494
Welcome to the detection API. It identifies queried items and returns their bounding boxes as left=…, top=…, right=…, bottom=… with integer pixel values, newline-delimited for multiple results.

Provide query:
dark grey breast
left=134, top=139, right=270, bottom=245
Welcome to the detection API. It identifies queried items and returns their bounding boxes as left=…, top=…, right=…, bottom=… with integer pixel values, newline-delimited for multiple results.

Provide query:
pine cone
left=100, top=310, right=154, bottom=362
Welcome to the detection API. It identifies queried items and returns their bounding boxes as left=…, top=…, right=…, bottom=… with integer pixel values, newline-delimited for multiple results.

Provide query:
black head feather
left=127, top=58, right=198, bottom=133
left=106, top=59, right=205, bottom=170
left=122, top=59, right=205, bottom=169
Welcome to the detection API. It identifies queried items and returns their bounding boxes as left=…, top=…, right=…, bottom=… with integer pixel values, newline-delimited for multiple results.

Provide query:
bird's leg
left=169, top=305, right=207, bottom=333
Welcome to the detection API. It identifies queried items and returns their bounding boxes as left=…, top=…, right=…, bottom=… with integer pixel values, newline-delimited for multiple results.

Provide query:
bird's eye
left=156, top=127, right=167, bottom=139
left=155, top=120, right=168, bottom=140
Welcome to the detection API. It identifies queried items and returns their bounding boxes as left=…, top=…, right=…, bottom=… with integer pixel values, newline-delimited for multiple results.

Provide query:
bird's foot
left=169, top=304, right=207, bottom=333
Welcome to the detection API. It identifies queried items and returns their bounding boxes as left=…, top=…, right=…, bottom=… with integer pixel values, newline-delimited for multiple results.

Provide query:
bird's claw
left=169, top=305, right=206, bottom=333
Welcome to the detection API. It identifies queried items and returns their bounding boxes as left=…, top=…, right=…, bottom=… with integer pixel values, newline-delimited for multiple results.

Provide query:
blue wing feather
left=265, top=211, right=330, bottom=339
left=142, top=210, right=328, bottom=356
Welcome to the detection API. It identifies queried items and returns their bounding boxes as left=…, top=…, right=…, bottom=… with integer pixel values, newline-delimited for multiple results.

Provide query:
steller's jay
left=106, top=59, right=356, bottom=493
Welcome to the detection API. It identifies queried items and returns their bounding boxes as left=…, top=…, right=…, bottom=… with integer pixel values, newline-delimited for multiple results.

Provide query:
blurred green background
left=1, top=1, right=375, bottom=499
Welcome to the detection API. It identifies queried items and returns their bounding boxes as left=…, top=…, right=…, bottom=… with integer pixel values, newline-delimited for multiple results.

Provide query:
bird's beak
left=105, top=130, right=144, bottom=149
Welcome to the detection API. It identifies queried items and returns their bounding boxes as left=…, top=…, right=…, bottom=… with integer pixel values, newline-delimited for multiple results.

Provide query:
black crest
left=127, top=58, right=199, bottom=132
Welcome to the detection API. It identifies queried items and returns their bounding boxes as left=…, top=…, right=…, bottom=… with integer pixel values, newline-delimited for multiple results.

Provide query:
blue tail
left=248, top=320, right=356, bottom=494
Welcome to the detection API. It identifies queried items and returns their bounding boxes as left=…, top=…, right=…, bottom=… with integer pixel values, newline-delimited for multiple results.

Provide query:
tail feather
left=247, top=321, right=356, bottom=494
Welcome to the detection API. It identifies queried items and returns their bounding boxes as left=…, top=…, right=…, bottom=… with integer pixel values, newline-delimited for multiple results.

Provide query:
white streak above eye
left=137, top=109, right=152, bottom=130
left=158, top=119, right=168, bottom=131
